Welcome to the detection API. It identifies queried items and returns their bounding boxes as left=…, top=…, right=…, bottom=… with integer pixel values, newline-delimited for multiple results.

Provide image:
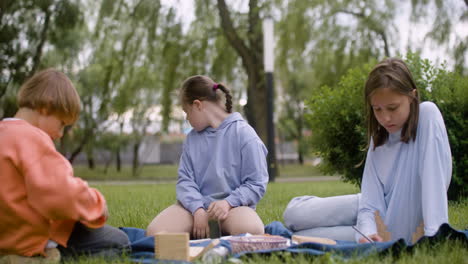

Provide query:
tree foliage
left=305, top=62, right=371, bottom=185
left=0, top=0, right=84, bottom=117
left=275, top=0, right=398, bottom=163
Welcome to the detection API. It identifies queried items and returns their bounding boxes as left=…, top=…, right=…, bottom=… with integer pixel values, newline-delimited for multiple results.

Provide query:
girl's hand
left=207, top=200, right=232, bottom=221
left=193, top=208, right=209, bottom=239
left=358, top=233, right=383, bottom=243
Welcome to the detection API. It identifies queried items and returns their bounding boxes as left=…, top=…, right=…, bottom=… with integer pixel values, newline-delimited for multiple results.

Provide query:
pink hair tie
left=213, top=83, right=219, bottom=91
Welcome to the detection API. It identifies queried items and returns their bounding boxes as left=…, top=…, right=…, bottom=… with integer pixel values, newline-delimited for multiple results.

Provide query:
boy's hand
left=207, top=200, right=232, bottom=221
left=193, top=208, right=209, bottom=239
left=79, top=204, right=108, bottom=228
left=358, top=233, right=383, bottom=243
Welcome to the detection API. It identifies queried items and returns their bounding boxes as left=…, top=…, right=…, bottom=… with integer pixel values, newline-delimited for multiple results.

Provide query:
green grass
left=74, top=163, right=329, bottom=181
left=65, top=181, right=468, bottom=263
left=99, top=181, right=360, bottom=228
left=73, top=164, right=179, bottom=181
left=277, top=163, right=327, bottom=178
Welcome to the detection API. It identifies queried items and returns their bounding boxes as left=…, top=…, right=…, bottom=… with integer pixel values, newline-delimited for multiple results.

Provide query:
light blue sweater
left=357, top=102, right=452, bottom=244
left=176, top=112, right=269, bottom=214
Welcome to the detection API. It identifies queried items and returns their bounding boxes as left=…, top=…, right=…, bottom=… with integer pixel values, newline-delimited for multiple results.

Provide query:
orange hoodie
left=0, top=119, right=106, bottom=257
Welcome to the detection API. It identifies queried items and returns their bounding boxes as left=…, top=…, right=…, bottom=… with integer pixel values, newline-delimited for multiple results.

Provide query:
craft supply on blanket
left=209, top=219, right=222, bottom=238
left=229, top=235, right=289, bottom=254
left=189, top=239, right=220, bottom=261
left=292, top=235, right=337, bottom=245
left=352, top=226, right=375, bottom=244
left=154, top=232, right=220, bottom=261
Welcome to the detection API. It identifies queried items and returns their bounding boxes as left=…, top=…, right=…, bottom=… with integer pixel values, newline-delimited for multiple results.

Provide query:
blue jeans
left=283, top=194, right=360, bottom=241
left=58, top=222, right=130, bottom=259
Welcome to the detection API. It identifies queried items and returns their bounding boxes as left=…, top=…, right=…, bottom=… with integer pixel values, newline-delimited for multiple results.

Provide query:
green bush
left=305, top=62, right=373, bottom=186
left=305, top=53, right=468, bottom=200
left=406, top=53, right=468, bottom=200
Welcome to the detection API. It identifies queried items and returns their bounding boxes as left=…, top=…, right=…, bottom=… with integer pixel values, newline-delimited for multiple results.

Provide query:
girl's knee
left=224, top=207, right=264, bottom=235
left=225, top=221, right=264, bottom=235
left=146, top=218, right=159, bottom=236
left=146, top=205, right=193, bottom=236
left=245, top=222, right=265, bottom=235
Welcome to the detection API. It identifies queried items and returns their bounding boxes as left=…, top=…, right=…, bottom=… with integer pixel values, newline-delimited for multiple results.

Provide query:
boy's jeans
left=58, top=222, right=130, bottom=259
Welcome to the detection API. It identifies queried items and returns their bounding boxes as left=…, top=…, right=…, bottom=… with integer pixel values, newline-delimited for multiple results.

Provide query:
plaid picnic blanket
left=121, top=222, right=468, bottom=263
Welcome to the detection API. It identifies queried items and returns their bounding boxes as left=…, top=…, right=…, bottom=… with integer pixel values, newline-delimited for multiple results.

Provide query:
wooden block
left=292, top=235, right=337, bottom=245
left=411, top=221, right=425, bottom=244
left=374, top=211, right=392, bottom=242
left=155, top=233, right=189, bottom=261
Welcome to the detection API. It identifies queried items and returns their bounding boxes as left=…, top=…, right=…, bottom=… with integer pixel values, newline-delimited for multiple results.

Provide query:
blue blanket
left=121, top=222, right=468, bottom=263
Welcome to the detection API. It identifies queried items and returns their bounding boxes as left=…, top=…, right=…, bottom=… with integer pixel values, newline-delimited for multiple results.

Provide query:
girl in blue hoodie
left=147, top=75, right=269, bottom=239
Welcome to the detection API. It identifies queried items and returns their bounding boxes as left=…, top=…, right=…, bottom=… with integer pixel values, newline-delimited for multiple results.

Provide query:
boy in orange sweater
left=0, top=69, right=129, bottom=260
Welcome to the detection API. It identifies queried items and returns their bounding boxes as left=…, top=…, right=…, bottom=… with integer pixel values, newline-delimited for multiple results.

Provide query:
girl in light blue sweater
left=283, top=58, right=452, bottom=244
left=147, top=75, right=268, bottom=239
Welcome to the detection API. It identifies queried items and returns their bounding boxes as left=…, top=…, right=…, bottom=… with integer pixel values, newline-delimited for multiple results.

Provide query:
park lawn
left=74, top=163, right=327, bottom=181
left=73, top=164, right=179, bottom=181
left=66, top=181, right=468, bottom=263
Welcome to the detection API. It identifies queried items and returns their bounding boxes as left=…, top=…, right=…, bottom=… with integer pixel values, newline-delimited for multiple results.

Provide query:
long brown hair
left=180, top=75, right=232, bottom=113
left=365, top=58, right=420, bottom=150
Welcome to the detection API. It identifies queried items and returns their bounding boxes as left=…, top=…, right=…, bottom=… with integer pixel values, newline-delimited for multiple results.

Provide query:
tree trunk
left=132, top=142, right=140, bottom=177
left=246, top=69, right=268, bottom=142
left=30, top=7, right=52, bottom=76
left=104, top=152, right=112, bottom=174
left=217, top=0, right=267, bottom=140
left=297, top=115, right=304, bottom=165
left=216, top=0, right=277, bottom=179
left=58, top=126, right=72, bottom=155
left=116, top=147, right=121, bottom=172
left=68, top=128, right=93, bottom=164
left=86, top=149, right=95, bottom=169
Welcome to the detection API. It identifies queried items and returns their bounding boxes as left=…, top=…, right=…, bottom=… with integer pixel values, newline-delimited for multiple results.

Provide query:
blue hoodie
left=176, top=112, right=269, bottom=214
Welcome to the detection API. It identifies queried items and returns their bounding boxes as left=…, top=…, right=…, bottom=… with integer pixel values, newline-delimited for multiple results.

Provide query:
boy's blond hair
left=17, top=69, right=81, bottom=125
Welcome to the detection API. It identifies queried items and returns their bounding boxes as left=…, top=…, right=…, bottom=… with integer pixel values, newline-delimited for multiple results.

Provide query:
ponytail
left=213, top=83, right=232, bottom=113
